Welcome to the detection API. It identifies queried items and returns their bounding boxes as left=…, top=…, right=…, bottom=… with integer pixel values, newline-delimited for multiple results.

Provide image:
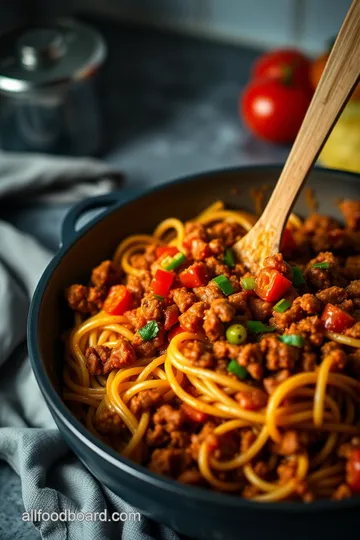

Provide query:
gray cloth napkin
left=0, top=151, right=123, bottom=203
left=0, top=154, right=179, bottom=540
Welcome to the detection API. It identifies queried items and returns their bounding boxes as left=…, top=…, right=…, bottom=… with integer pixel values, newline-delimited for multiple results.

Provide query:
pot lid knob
left=17, top=29, right=66, bottom=70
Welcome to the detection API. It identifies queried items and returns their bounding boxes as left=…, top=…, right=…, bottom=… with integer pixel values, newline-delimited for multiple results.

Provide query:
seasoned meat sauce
left=65, top=203, right=360, bottom=499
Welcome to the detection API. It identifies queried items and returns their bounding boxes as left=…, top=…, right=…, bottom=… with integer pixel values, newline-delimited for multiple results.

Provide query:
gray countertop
left=0, top=18, right=289, bottom=540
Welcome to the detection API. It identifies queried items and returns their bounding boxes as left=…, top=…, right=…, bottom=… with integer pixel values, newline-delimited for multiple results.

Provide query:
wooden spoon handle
left=261, top=0, right=360, bottom=232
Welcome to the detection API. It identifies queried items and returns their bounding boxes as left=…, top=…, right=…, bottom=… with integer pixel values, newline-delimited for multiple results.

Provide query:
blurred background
left=0, top=0, right=358, bottom=187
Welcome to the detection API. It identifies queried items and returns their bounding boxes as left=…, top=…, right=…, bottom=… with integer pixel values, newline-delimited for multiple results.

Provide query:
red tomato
left=182, top=403, right=208, bottom=423
left=241, top=78, right=311, bottom=143
left=156, top=246, right=179, bottom=259
left=281, top=227, right=297, bottom=252
left=346, top=449, right=360, bottom=493
left=252, top=49, right=311, bottom=89
left=321, top=303, right=355, bottom=333
left=103, top=285, right=133, bottom=315
left=168, top=324, right=186, bottom=341
left=255, top=268, right=292, bottom=302
left=179, top=263, right=208, bottom=288
left=164, top=304, right=179, bottom=330
left=151, top=269, right=174, bottom=297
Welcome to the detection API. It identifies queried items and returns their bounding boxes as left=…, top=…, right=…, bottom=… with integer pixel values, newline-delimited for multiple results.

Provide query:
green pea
left=226, top=324, right=247, bottom=345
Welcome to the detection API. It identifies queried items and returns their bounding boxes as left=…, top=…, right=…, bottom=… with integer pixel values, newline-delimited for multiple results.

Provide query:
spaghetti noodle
left=63, top=199, right=360, bottom=502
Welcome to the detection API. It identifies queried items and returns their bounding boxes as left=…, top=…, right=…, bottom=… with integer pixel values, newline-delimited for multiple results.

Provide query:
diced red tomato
left=255, top=268, right=292, bottom=302
left=182, top=403, right=208, bottom=423
left=168, top=324, right=186, bottom=341
left=156, top=246, right=179, bottom=259
left=151, top=269, right=174, bottom=297
left=346, top=449, right=360, bottom=493
left=281, top=228, right=297, bottom=252
left=103, top=285, right=133, bottom=315
left=179, top=262, right=208, bottom=288
left=164, top=304, right=180, bottom=330
left=321, top=303, right=356, bottom=333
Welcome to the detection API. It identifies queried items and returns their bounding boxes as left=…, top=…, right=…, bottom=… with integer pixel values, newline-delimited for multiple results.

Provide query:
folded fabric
left=0, top=155, right=180, bottom=540
left=0, top=151, right=123, bottom=203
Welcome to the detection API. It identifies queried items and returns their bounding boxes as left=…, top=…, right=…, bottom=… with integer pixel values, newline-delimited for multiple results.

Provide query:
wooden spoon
left=233, top=0, right=360, bottom=273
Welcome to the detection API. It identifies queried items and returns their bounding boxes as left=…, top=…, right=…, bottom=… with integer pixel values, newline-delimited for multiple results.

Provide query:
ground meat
left=212, top=431, right=240, bottom=461
left=236, top=343, right=263, bottom=378
left=91, top=260, right=121, bottom=288
left=208, top=221, right=244, bottom=246
left=303, top=214, right=343, bottom=253
left=316, top=286, right=348, bottom=305
left=126, top=275, right=145, bottom=304
left=263, top=253, right=292, bottom=279
left=193, top=281, right=224, bottom=304
left=228, top=291, right=250, bottom=313
left=304, top=252, right=344, bottom=290
left=213, top=341, right=241, bottom=359
left=332, top=484, right=352, bottom=500
left=234, top=389, right=267, bottom=410
left=346, top=280, right=360, bottom=298
left=177, top=468, right=206, bottom=486
left=205, top=256, right=231, bottom=278
left=183, top=222, right=208, bottom=245
left=172, top=287, right=197, bottom=313
left=203, top=309, right=224, bottom=342
left=183, top=223, right=211, bottom=260
left=189, top=423, right=217, bottom=460
left=169, top=431, right=191, bottom=449
left=272, top=430, right=301, bottom=456
left=145, top=424, right=169, bottom=447
left=86, top=338, right=136, bottom=375
left=270, top=294, right=321, bottom=331
left=129, top=389, right=163, bottom=416
left=260, top=335, right=300, bottom=371
left=140, top=294, right=164, bottom=321
left=94, top=406, right=125, bottom=435
left=148, top=448, right=192, bottom=478
left=344, top=255, right=360, bottom=280
left=181, top=340, right=214, bottom=368
left=85, top=345, right=109, bottom=375
left=153, top=404, right=185, bottom=433
left=301, top=349, right=317, bottom=371
left=303, top=214, right=340, bottom=235
left=277, top=458, right=298, bottom=484
left=285, top=315, right=325, bottom=346
left=132, top=326, right=165, bottom=357
left=130, top=253, right=150, bottom=270
left=248, top=297, right=273, bottom=322
left=164, top=304, right=180, bottom=330
left=178, top=302, right=206, bottom=332
left=124, top=307, right=147, bottom=331
left=208, top=238, right=225, bottom=256
left=65, top=284, right=105, bottom=314
left=339, top=200, right=360, bottom=230
left=211, top=298, right=236, bottom=322
left=191, top=239, right=212, bottom=260
left=139, top=270, right=152, bottom=291
left=263, top=369, right=291, bottom=394
left=105, top=338, right=137, bottom=370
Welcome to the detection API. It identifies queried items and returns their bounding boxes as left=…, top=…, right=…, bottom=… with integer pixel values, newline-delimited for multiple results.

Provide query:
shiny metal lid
left=0, top=19, right=107, bottom=93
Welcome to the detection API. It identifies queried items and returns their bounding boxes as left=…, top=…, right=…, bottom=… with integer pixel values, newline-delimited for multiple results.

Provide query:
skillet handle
left=61, top=192, right=122, bottom=247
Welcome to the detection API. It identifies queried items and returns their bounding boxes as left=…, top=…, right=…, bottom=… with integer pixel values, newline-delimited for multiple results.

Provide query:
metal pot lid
left=0, top=18, right=107, bottom=93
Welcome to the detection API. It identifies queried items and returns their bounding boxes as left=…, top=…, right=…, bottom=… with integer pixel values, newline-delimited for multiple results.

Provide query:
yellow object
left=319, top=102, right=360, bottom=173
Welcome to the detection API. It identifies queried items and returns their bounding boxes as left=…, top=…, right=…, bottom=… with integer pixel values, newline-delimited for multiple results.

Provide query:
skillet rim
left=28, top=164, right=360, bottom=513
